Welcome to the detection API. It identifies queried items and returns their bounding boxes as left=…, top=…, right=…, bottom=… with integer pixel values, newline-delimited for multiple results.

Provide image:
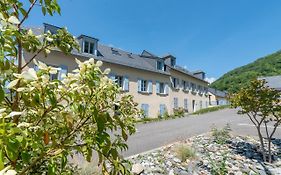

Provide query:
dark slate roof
left=259, top=75, right=281, bottom=90
left=208, top=88, right=228, bottom=97
left=28, top=24, right=208, bottom=82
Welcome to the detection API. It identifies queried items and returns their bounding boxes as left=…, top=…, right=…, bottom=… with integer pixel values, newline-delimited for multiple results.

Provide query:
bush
left=0, top=1, right=139, bottom=174
left=174, top=144, right=196, bottom=162
left=173, top=107, right=185, bottom=118
left=211, top=124, right=231, bottom=145
left=193, top=105, right=229, bottom=115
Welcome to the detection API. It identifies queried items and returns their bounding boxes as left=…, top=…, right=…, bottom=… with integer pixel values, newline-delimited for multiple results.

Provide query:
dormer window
left=156, top=61, right=164, bottom=71
left=78, top=35, right=99, bottom=55
left=171, top=58, right=176, bottom=67
left=83, top=41, right=95, bottom=54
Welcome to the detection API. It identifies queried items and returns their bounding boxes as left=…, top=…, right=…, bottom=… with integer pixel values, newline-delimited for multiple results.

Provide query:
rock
left=168, top=169, right=174, bottom=175
left=173, top=157, right=181, bottom=163
left=132, top=163, right=144, bottom=175
left=166, top=160, right=172, bottom=167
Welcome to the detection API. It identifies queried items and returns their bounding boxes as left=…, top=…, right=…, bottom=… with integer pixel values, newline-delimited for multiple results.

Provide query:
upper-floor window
left=191, top=83, right=196, bottom=92
left=156, top=61, right=164, bottom=71
left=83, top=41, right=95, bottom=54
left=138, top=79, right=153, bottom=93
left=171, top=58, right=176, bottom=67
left=182, top=80, right=189, bottom=91
left=141, top=80, right=147, bottom=92
left=156, top=82, right=168, bottom=95
left=110, top=74, right=129, bottom=91
left=171, top=77, right=179, bottom=89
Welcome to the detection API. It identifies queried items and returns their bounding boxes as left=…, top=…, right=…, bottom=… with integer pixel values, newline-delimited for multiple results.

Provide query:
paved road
left=123, top=108, right=281, bottom=157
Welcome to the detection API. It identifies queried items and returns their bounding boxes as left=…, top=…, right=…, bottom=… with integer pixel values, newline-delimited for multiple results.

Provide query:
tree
left=231, top=79, right=281, bottom=163
left=0, top=0, right=139, bottom=174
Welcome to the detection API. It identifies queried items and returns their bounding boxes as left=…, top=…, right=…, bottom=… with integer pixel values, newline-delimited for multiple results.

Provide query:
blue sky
left=25, top=0, right=281, bottom=81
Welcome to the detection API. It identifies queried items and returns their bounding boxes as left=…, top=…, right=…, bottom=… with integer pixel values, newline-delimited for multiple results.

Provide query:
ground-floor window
left=141, top=104, right=149, bottom=118
left=159, top=104, right=166, bottom=116
left=184, top=98, right=188, bottom=110
left=199, top=100, right=202, bottom=109
left=173, top=97, right=178, bottom=109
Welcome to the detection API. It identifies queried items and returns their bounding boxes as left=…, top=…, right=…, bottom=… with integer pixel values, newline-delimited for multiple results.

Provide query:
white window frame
left=83, top=40, right=95, bottom=54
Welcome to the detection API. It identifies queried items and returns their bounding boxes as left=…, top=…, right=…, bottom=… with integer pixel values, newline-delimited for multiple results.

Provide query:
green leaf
left=0, top=87, right=4, bottom=103
left=0, top=149, right=4, bottom=170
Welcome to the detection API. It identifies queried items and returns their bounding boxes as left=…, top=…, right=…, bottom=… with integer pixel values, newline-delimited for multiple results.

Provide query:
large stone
left=132, top=163, right=144, bottom=175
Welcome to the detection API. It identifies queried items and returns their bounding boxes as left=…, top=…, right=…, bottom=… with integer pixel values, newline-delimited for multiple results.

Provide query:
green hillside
left=210, top=50, right=281, bottom=93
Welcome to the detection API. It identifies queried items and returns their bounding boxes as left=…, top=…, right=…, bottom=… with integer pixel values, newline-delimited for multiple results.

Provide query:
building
left=24, top=23, right=210, bottom=118
left=259, top=75, right=281, bottom=91
left=208, top=88, right=228, bottom=106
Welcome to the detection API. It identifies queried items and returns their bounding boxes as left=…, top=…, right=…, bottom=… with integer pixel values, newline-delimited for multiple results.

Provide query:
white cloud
left=205, top=77, right=217, bottom=84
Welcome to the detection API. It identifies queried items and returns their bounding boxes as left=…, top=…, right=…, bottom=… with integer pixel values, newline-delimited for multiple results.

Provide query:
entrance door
left=192, top=100, right=196, bottom=112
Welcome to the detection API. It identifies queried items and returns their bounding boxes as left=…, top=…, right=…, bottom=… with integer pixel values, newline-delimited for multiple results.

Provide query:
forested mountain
left=210, top=50, right=281, bottom=93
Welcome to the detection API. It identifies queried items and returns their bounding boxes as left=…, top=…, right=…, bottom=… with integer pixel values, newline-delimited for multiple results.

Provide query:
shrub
left=173, top=107, right=185, bottom=118
left=174, top=144, right=196, bottom=162
left=211, top=124, right=231, bottom=145
left=0, top=1, right=139, bottom=174
left=193, top=105, right=229, bottom=115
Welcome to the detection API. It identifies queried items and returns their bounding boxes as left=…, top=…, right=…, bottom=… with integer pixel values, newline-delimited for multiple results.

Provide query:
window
left=138, top=79, right=152, bottom=93
left=159, top=104, right=166, bottom=116
left=89, top=42, right=94, bottom=54
left=115, top=75, right=123, bottom=88
left=171, top=58, right=176, bottom=67
left=184, top=99, right=188, bottom=110
left=141, top=104, right=149, bottom=118
left=156, top=61, right=164, bottom=71
left=83, top=41, right=95, bottom=54
left=198, top=85, right=203, bottom=94
left=141, top=80, right=147, bottom=92
left=156, top=82, right=165, bottom=94
left=84, top=41, right=89, bottom=53
left=200, top=101, right=203, bottom=109
left=182, top=80, right=189, bottom=91
left=171, top=77, right=179, bottom=89
left=191, top=83, right=196, bottom=92
left=110, top=74, right=129, bottom=91
left=173, top=97, right=178, bottom=109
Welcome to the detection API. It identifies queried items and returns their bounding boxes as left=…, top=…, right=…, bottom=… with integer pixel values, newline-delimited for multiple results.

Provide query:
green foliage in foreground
left=210, top=50, right=281, bottom=93
left=192, top=105, right=230, bottom=115
left=0, top=0, right=139, bottom=174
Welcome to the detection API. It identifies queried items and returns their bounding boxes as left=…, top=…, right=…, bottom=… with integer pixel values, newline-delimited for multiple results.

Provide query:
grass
left=137, top=105, right=230, bottom=124
left=211, top=124, right=231, bottom=145
left=192, top=105, right=230, bottom=115
left=174, top=144, right=197, bottom=162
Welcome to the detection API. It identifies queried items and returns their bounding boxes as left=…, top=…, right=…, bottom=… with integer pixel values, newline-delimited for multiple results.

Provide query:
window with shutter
left=58, top=65, right=68, bottom=80
left=159, top=104, right=166, bottom=116
left=141, top=104, right=149, bottom=118
left=184, top=99, right=188, bottom=110
left=173, top=97, right=178, bottom=109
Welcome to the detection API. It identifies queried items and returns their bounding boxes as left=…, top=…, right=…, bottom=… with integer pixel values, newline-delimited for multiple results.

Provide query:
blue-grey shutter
left=58, top=65, right=68, bottom=80
left=160, top=104, right=165, bottom=116
left=137, top=79, right=141, bottom=92
left=164, top=83, right=169, bottom=95
left=156, top=82, right=160, bottom=94
left=146, top=104, right=149, bottom=117
left=123, top=77, right=129, bottom=91
left=148, top=80, right=153, bottom=93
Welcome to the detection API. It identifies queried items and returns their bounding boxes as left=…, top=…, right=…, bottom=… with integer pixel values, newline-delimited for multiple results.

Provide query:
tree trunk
left=257, top=127, right=267, bottom=162
left=268, top=138, right=272, bottom=163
